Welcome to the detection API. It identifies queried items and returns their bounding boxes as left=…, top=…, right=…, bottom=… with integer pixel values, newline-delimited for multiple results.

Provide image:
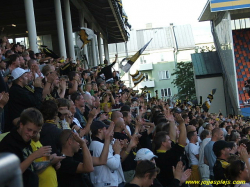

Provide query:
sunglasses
left=66, top=132, right=73, bottom=141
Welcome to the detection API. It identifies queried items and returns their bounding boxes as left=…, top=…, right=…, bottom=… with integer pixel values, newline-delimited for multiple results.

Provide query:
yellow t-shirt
left=30, top=140, right=58, bottom=187
left=100, top=102, right=112, bottom=110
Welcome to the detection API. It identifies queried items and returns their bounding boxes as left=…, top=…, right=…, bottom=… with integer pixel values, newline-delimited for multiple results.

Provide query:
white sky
left=122, top=0, right=214, bottom=43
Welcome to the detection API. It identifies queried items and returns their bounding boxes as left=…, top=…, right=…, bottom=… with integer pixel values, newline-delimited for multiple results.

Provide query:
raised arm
left=84, top=108, right=97, bottom=136
left=73, top=133, right=94, bottom=173
left=165, top=107, right=176, bottom=142
left=92, top=122, right=114, bottom=166
left=175, top=114, right=186, bottom=146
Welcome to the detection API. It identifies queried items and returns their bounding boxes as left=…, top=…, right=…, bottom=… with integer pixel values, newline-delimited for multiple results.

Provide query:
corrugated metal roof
left=174, top=25, right=196, bottom=49
left=136, top=28, right=174, bottom=50
left=191, top=51, right=222, bottom=76
left=108, top=24, right=195, bottom=53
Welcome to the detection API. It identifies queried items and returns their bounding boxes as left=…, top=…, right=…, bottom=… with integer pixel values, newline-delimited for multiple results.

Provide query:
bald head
left=212, top=128, right=224, bottom=141
left=111, top=111, right=122, bottom=121
left=186, top=125, right=196, bottom=133
left=28, top=59, right=37, bottom=69
left=59, top=129, right=73, bottom=147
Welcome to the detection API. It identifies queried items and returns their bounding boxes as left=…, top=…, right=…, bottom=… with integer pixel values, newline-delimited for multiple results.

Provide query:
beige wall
left=195, top=76, right=227, bottom=116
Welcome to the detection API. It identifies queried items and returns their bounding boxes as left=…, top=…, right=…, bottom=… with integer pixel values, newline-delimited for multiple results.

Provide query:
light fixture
left=26, top=31, right=28, bottom=33
left=12, top=24, right=16, bottom=27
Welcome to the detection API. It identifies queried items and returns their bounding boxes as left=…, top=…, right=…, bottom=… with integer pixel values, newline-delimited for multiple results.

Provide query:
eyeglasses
left=66, top=132, right=73, bottom=141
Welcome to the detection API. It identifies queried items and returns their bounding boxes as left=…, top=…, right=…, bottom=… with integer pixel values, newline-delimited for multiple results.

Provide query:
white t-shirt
left=198, top=126, right=204, bottom=136
left=186, top=136, right=202, bottom=144
left=126, top=125, right=131, bottom=135
left=188, top=143, right=200, bottom=166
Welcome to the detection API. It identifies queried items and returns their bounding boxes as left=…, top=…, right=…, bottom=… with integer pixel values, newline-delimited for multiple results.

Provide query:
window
left=146, top=93, right=151, bottom=100
left=161, top=88, right=172, bottom=97
left=167, top=88, right=171, bottom=96
left=158, top=71, right=170, bottom=80
left=164, top=89, right=168, bottom=96
left=161, top=89, right=164, bottom=97
left=140, top=56, right=146, bottom=64
left=144, top=73, right=149, bottom=81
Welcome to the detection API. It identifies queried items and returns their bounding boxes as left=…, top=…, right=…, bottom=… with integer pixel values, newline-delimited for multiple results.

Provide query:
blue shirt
left=204, top=141, right=216, bottom=176
left=74, top=107, right=87, bottom=128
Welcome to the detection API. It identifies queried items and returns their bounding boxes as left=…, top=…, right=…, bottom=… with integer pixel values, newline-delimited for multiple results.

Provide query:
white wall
left=195, top=76, right=227, bottom=116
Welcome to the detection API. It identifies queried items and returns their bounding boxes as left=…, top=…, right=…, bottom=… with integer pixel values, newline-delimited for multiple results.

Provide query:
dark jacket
left=6, top=83, right=43, bottom=131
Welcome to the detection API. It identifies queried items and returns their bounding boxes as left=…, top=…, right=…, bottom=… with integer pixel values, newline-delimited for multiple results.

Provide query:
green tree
left=171, top=62, right=196, bottom=101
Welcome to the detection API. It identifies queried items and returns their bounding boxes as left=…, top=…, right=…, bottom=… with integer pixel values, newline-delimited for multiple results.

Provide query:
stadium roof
left=0, top=0, right=129, bottom=43
left=199, top=0, right=250, bottom=22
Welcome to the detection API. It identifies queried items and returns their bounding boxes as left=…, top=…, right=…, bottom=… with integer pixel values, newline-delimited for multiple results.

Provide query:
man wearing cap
left=134, top=148, right=191, bottom=187
left=89, top=120, right=125, bottom=187
left=213, top=140, right=231, bottom=185
left=5, top=67, right=43, bottom=131
left=135, top=148, right=163, bottom=187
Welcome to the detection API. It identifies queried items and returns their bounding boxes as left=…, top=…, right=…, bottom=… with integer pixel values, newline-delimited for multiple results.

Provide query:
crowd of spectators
left=1, top=35, right=250, bottom=187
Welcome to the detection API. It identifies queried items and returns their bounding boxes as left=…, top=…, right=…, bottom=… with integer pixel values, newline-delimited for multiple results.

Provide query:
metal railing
left=0, top=153, right=23, bottom=187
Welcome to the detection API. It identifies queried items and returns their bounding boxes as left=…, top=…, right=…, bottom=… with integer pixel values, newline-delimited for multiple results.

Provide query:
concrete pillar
left=54, top=0, right=67, bottom=58
left=91, top=35, right=98, bottom=66
left=64, top=0, right=76, bottom=62
left=97, top=32, right=103, bottom=64
left=24, top=0, right=38, bottom=53
left=103, top=39, right=110, bottom=63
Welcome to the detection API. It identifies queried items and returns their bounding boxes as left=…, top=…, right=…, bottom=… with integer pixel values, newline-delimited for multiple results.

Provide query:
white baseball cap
left=134, top=148, right=158, bottom=161
left=11, top=68, right=28, bottom=80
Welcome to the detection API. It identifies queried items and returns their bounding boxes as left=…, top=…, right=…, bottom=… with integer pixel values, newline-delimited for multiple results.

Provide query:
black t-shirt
left=139, top=130, right=153, bottom=150
left=98, top=61, right=116, bottom=80
left=39, top=122, right=62, bottom=155
left=114, top=131, right=129, bottom=141
left=213, top=159, right=229, bottom=187
left=57, top=156, right=86, bottom=187
left=0, top=129, right=38, bottom=187
left=64, top=82, right=73, bottom=99
left=155, top=143, right=184, bottom=186
left=6, top=83, right=43, bottom=131
left=124, top=183, right=140, bottom=187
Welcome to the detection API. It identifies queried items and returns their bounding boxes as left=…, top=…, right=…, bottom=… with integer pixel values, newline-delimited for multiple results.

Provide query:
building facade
left=108, top=24, right=213, bottom=99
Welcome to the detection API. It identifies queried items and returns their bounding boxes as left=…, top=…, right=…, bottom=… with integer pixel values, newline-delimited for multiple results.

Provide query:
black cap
left=90, top=121, right=109, bottom=132
left=213, top=140, right=231, bottom=157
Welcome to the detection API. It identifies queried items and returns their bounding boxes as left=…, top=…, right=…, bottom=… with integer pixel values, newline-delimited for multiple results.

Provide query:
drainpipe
left=170, top=23, right=178, bottom=68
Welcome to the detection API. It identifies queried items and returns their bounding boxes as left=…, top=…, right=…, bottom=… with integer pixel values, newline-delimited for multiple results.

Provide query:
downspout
left=170, top=23, right=178, bottom=68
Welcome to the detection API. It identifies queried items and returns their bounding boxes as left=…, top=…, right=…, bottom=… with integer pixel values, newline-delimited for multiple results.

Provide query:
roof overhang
left=199, top=0, right=250, bottom=22
left=82, top=0, right=129, bottom=44
left=0, top=0, right=129, bottom=44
